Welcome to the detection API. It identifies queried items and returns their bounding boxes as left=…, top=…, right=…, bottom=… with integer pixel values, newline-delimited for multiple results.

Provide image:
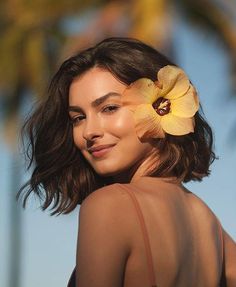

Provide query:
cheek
left=107, top=112, right=151, bottom=156
left=106, top=110, right=136, bottom=137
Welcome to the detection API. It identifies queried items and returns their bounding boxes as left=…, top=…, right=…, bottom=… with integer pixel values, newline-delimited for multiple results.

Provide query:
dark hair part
left=18, top=37, right=216, bottom=215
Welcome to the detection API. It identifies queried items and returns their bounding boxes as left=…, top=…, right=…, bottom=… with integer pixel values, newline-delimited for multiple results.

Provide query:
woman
left=19, top=37, right=236, bottom=286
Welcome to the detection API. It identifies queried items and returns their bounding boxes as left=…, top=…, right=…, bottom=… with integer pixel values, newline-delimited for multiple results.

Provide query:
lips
left=88, top=144, right=116, bottom=153
left=88, top=144, right=116, bottom=158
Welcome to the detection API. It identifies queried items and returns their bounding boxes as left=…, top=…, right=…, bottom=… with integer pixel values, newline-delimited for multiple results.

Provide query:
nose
left=82, top=116, right=104, bottom=141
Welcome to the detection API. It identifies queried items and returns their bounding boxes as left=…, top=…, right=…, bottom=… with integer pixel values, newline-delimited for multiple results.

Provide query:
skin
left=68, top=67, right=158, bottom=183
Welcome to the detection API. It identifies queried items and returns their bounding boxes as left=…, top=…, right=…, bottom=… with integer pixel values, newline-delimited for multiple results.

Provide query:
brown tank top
left=67, top=182, right=225, bottom=287
left=118, top=184, right=226, bottom=287
left=118, top=183, right=157, bottom=287
left=67, top=183, right=157, bottom=287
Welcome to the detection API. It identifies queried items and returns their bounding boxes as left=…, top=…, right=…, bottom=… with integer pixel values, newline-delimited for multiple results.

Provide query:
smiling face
left=68, top=67, right=156, bottom=181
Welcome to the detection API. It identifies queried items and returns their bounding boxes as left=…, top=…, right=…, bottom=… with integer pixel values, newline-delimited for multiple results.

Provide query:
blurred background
left=0, top=0, right=236, bottom=287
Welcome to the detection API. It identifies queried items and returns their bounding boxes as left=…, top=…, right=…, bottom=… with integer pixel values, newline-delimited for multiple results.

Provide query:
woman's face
left=68, top=67, right=155, bottom=180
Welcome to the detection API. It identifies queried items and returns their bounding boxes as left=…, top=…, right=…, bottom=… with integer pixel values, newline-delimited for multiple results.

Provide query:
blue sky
left=1, top=14, right=236, bottom=287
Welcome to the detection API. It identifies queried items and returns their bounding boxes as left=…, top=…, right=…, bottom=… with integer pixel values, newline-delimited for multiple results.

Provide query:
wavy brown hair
left=18, top=37, right=216, bottom=215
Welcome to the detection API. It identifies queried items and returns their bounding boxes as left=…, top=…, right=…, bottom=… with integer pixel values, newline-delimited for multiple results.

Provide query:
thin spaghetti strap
left=215, top=216, right=226, bottom=286
left=216, top=217, right=224, bottom=262
left=67, top=267, right=76, bottom=287
left=118, top=184, right=157, bottom=287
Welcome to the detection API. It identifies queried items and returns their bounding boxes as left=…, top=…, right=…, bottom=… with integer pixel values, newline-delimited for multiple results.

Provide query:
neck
left=110, top=148, right=159, bottom=184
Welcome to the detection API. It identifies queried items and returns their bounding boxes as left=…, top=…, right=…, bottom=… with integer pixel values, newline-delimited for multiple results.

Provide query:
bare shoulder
left=79, top=183, right=134, bottom=233
left=76, top=184, right=133, bottom=286
left=78, top=183, right=135, bottom=254
left=80, top=183, right=129, bottom=211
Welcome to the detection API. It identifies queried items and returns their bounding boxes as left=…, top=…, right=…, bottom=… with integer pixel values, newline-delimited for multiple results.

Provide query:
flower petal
left=122, top=78, right=159, bottom=106
left=134, top=104, right=165, bottom=139
left=157, top=65, right=190, bottom=100
left=170, top=86, right=199, bottom=118
left=161, top=113, right=195, bottom=135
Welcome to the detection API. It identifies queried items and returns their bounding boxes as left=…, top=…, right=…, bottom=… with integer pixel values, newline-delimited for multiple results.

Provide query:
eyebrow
left=68, top=92, right=121, bottom=113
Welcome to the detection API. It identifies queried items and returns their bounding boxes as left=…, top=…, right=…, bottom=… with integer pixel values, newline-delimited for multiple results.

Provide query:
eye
left=70, top=115, right=85, bottom=126
left=102, top=105, right=120, bottom=114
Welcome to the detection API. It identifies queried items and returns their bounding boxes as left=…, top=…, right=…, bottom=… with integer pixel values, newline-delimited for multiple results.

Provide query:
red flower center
left=152, top=97, right=171, bottom=116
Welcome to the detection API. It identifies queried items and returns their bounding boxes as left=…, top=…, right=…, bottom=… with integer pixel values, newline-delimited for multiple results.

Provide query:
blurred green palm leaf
left=0, top=0, right=235, bottom=143
left=0, top=0, right=100, bottom=121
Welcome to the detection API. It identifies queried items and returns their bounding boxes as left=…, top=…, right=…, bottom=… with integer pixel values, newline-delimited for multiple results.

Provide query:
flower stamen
left=152, top=97, right=171, bottom=116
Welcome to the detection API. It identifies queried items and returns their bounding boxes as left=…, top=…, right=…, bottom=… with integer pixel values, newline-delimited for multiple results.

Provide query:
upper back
left=121, top=177, right=223, bottom=287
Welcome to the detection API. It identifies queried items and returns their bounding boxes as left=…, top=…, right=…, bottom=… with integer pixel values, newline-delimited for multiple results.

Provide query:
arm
left=223, top=229, right=236, bottom=286
left=75, top=186, right=131, bottom=287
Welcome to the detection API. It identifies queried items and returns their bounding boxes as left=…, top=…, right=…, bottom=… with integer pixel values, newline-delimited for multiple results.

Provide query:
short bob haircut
left=18, top=37, right=216, bottom=215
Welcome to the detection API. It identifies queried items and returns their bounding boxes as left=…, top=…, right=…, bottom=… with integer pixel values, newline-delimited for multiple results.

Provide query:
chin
left=92, top=161, right=137, bottom=180
left=93, top=167, right=122, bottom=177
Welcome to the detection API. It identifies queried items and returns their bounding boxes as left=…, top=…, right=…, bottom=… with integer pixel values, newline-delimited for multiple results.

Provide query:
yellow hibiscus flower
left=122, top=65, right=200, bottom=140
